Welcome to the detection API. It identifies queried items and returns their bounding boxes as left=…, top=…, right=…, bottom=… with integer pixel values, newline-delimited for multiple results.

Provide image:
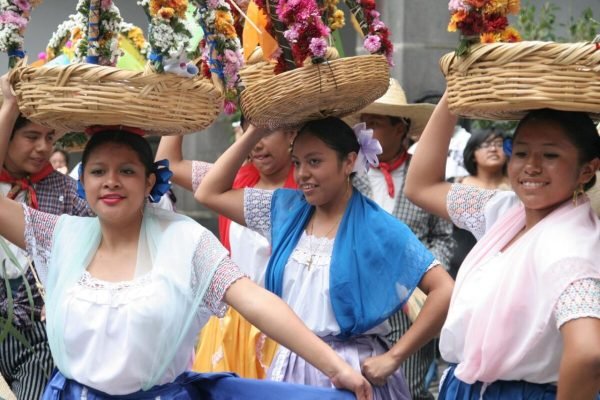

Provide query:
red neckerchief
left=0, top=163, right=54, bottom=209
left=377, top=151, right=408, bottom=198
left=218, top=163, right=297, bottom=251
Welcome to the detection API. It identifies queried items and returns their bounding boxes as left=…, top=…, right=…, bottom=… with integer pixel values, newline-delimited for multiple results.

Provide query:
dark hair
left=81, top=129, right=153, bottom=176
left=52, top=148, right=69, bottom=164
left=463, top=130, right=506, bottom=176
left=10, top=115, right=32, bottom=140
left=515, top=109, right=600, bottom=190
left=295, top=117, right=359, bottom=161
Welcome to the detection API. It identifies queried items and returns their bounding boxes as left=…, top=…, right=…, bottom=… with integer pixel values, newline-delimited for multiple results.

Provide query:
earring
left=288, top=142, right=293, bottom=153
left=572, top=184, right=585, bottom=206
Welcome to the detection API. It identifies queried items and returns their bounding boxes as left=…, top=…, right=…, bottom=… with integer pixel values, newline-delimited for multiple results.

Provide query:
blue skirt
left=42, top=370, right=356, bottom=400
left=439, top=365, right=557, bottom=400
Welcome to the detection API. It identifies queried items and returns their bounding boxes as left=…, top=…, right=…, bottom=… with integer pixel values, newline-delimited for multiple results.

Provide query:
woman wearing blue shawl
left=196, top=117, right=454, bottom=399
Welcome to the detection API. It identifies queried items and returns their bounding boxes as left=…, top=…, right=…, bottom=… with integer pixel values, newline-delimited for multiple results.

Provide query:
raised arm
left=155, top=135, right=195, bottom=191
left=225, top=277, right=373, bottom=400
left=404, top=91, right=457, bottom=220
left=196, top=125, right=267, bottom=226
left=0, top=74, right=26, bottom=249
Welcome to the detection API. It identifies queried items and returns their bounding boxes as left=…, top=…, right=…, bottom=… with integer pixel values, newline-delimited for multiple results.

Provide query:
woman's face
left=250, top=129, right=295, bottom=178
left=81, top=143, right=155, bottom=224
left=291, top=133, right=355, bottom=207
left=473, top=135, right=506, bottom=173
left=5, top=122, right=56, bottom=177
left=50, top=151, right=67, bottom=170
left=508, top=120, right=598, bottom=219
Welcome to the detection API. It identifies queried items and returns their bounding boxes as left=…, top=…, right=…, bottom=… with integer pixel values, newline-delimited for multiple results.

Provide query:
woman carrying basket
left=405, top=90, right=600, bottom=399
left=196, top=116, right=454, bottom=400
left=0, top=77, right=372, bottom=400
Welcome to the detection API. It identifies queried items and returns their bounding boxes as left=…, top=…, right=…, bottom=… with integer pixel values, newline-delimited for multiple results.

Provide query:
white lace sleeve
left=22, top=205, right=60, bottom=285
left=447, top=184, right=497, bottom=239
left=191, top=161, right=214, bottom=192
left=243, top=188, right=273, bottom=239
left=555, top=278, right=600, bottom=329
left=193, top=229, right=246, bottom=316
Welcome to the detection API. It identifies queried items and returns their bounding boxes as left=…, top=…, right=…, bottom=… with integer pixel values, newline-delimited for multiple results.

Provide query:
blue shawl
left=265, top=188, right=435, bottom=338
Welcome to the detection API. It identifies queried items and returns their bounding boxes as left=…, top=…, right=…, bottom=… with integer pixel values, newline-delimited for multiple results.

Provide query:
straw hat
left=354, top=78, right=435, bottom=140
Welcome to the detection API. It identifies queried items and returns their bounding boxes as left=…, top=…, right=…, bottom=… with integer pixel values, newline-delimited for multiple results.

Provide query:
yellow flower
left=480, top=32, right=499, bottom=43
left=149, top=0, right=162, bottom=16
left=501, top=26, right=522, bottom=42
left=170, top=0, right=188, bottom=17
left=215, top=10, right=237, bottom=39
left=71, top=26, right=82, bottom=41
left=158, top=7, right=175, bottom=19
left=329, top=9, right=345, bottom=30
left=128, top=27, right=147, bottom=50
left=507, top=0, right=520, bottom=14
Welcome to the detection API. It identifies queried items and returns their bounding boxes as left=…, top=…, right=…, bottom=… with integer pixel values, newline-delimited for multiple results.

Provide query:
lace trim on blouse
left=290, top=233, right=334, bottom=269
left=447, top=183, right=497, bottom=239
left=244, top=188, right=274, bottom=239
left=555, top=278, right=600, bottom=328
left=191, top=161, right=214, bottom=192
left=23, top=205, right=59, bottom=284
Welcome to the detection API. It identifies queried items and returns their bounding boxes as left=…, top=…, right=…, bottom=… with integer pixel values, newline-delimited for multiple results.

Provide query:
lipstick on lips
left=100, top=194, right=125, bottom=205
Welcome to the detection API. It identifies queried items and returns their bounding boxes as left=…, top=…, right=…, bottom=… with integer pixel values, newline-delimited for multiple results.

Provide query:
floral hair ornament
left=503, top=136, right=512, bottom=157
left=76, top=159, right=173, bottom=204
left=352, top=122, right=383, bottom=174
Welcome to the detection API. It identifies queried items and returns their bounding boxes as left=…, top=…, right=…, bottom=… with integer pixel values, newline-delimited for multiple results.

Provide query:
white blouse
left=23, top=206, right=245, bottom=395
left=443, top=184, right=600, bottom=382
left=229, top=221, right=270, bottom=287
left=244, top=188, right=394, bottom=337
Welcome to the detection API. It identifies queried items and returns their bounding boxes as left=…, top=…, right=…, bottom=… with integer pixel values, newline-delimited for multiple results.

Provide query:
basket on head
left=240, top=54, right=390, bottom=129
left=440, top=41, right=600, bottom=121
left=9, top=63, right=223, bottom=136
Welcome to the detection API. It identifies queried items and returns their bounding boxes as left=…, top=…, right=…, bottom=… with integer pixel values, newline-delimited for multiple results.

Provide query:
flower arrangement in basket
left=239, top=0, right=393, bottom=129
left=440, top=0, right=600, bottom=121
left=6, top=0, right=239, bottom=136
left=0, top=0, right=43, bottom=67
left=447, top=0, right=521, bottom=56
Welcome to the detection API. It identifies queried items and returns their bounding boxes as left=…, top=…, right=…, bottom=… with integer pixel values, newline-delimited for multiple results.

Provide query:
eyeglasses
left=478, top=140, right=504, bottom=149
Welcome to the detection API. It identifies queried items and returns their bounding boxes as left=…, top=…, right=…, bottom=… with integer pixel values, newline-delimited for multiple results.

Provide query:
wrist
left=388, top=342, right=407, bottom=366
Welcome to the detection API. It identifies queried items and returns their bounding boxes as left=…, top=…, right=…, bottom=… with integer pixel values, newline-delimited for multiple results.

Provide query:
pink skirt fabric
left=267, top=335, right=411, bottom=400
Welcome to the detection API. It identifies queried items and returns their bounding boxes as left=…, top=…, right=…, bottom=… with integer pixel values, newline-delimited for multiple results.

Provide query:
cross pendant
left=307, top=255, right=313, bottom=271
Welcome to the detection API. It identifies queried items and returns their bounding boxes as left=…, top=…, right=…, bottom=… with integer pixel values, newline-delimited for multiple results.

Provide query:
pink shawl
left=445, top=197, right=600, bottom=384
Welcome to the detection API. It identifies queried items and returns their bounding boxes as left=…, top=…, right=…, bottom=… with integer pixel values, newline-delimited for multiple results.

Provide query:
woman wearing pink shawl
left=404, top=91, right=600, bottom=399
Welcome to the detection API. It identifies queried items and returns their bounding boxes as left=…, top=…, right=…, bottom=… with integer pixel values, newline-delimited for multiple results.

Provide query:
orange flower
left=71, top=26, right=82, bottom=41
left=149, top=0, right=162, bottom=15
left=168, top=0, right=188, bottom=17
left=501, top=26, right=522, bottom=42
left=215, top=10, right=237, bottom=38
left=158, top=7, right=175, bottom=19
left=507, top=0, right=520, bottom=14
left=480, top=32, right=499, bottom=43
left=448, top=9, right=468, bottom=32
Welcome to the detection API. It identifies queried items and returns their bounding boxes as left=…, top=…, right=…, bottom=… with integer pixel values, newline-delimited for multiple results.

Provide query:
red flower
left=484, top=14, right=508, bottom=32
left=457, top=12, right=485, bottom=35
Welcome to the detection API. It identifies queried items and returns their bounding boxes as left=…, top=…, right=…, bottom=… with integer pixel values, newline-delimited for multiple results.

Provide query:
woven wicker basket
left=9, top=63, right=223, bottom=136
left=440, top=41, right=600, bottom=121
left=240, top=54, right=390, bottom=128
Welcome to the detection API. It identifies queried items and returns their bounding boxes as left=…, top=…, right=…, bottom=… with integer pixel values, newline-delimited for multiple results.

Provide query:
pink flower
left=448, top=0, right=466, bottom=11
left=309, top=37, right=327, bottom=58
left=37, top=51, right=46, bottom=60
left=373, top=21, right=386, bottom=31
left=224, top=49, right=239, bottom=65
left=101, top=0, right=112, bottom=9
left=224, top=100, right=237, bottom=114
left=208, top=0, right=220, bottom=8
left=370, top=10, right=380, bottom=19
left=13, top=0, right=30, bottom=12
left=363, top=34, right=381, bottom=53
left=284, top=25, right=300, bottom=42
left=0, top=11, right=28, bottom=28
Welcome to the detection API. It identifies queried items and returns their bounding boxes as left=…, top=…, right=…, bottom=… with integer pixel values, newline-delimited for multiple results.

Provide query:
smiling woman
left=195, top=117, right=454, bottom=400
left=0, top=75, right=374, bottom=399
left=404, top=91, right=600, bottom=400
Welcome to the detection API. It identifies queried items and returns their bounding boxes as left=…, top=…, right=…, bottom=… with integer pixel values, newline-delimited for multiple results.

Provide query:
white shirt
left=367, top=167, right=404, bottom=214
